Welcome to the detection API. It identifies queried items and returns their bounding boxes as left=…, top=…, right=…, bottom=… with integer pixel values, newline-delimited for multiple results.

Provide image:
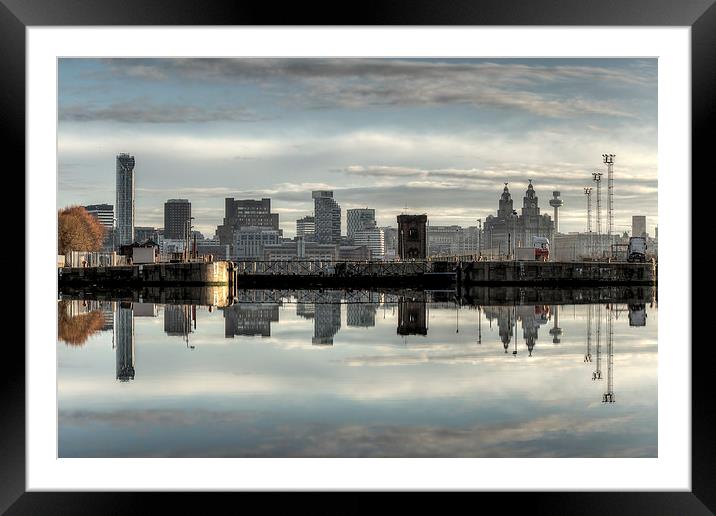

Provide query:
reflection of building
left=115, top=301, right=135, bottom=381
left=628, top=304, right=647, bottom=326
left=164, top=304, right=193, bottom=336
left=483, top=182, right=554, bottom=257
left=397, top=296, right=427, bottom=336
left=115, top=153, right=136, bottom=246
left=347, top=303, right=377, bottom=327
left=516, top=305, right=550, bottom=356
left=133, top=302, right=157, bottom=317
left=313, top=292, right=342, bottom=345
left=297, top=301, right=316, bottom=319
left=397, top=214, right=427, bottom=259
left=484, top=305, right=515, bottom=353
left=224, top=303, right=280, bottom=337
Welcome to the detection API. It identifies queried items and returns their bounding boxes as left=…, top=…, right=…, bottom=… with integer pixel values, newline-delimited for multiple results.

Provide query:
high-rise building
left=216, top=198, right=280, bottom=258
left=164, top=199, right=192, bottom=240
left=84, top=203, right=114, bottom=228
left=115, top=153, right=136, bottom=246
left=353, top=226, right=385, bottom=260
left=84, top=203, right=115, bottom=251
left=347, top=208, right=376, bottom=239
left=397, top=214, right=427, bottom=259
left=632, top=215, right=647, bottom=238
left=296, top=215, right=316, bottom=239
left=313, top=191, right=341, bottom=244
left=381, top=227, right=399, bottom=260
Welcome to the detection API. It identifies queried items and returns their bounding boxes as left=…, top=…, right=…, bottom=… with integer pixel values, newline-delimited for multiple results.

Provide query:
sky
left=57, top=58, right=658, bottom=238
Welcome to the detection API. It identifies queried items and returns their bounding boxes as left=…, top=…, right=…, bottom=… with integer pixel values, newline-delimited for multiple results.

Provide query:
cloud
left=60, top=101, right=265, bottom=124
left=92, top=58, right=655, bottom=118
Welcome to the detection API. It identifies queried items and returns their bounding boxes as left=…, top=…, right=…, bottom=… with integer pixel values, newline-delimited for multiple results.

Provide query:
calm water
left=57, top=288, right=657, bottom=458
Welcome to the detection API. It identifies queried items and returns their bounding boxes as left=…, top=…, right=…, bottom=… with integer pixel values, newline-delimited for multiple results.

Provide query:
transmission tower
left=603, top=154, right=615, bottom=242
left=584, top=187, right=593, bottom=258
left=592, top=172, right=603, bottom=258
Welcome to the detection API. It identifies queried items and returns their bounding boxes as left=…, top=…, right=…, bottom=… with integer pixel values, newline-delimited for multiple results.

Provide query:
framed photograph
left=7, top=0, right=712, bottom=512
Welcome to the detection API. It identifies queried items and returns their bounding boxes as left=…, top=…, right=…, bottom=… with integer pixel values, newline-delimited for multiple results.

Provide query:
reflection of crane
left=592, top=304, right=602, bottom=380
left=584, top=304, right=592, bottom=363
left=477, top=305, right=482, bottom=344
left=602, top=304, right=615, bottom=403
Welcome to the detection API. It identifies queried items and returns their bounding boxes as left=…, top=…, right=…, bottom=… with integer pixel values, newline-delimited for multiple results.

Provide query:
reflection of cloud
left=59, top=408, right=656, bottom=458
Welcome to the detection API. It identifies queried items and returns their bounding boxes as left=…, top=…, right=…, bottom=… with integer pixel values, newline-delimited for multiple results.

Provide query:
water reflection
left=57, top=286, right=657, bottom=458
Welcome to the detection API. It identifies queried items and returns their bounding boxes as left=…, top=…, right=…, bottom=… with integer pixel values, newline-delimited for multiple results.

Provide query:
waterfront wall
left=459, top=260, right=656, bottom=286
left=59, top=261, right=231, bottom=286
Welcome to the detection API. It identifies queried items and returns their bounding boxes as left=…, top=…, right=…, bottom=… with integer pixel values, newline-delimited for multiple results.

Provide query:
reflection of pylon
left=592, top=304, right=602, bottom=381
left=603, top=304, right=615, bottom=403
left=584, top=304, right=592, bottom=363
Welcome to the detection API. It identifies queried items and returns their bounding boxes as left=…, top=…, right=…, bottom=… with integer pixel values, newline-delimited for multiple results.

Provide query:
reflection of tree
left=57, top=300, right=104, bottom=346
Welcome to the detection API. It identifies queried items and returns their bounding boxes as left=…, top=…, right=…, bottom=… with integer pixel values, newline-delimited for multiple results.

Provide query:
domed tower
left=497, top=182, right=514, bottom=219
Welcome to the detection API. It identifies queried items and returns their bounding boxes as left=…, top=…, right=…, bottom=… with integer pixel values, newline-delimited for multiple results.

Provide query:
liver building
left=483, top=181, right=554, bottom=255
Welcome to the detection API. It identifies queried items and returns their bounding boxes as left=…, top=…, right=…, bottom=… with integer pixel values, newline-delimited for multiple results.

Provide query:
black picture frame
left=5, top=0, right=712, bottom=513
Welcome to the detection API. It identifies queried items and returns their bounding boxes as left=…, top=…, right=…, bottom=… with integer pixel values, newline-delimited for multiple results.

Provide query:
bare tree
left=58, top=206, right=106, bottom=255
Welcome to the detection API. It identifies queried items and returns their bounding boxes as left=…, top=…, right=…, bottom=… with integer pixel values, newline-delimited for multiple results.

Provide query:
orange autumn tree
left=58, top=206, right=106, bottom=255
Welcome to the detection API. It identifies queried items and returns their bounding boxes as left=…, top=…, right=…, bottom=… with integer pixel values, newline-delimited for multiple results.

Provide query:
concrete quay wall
left=59, top=261, right=231, bottom=286
left=459, top=260, right=656, bottom=285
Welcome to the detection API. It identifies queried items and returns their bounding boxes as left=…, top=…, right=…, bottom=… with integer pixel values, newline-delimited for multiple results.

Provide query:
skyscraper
left=85, top=203, right=115, bottom=251
left=347, top=208, right=375, bottom=239
left=313, top=191, right=341, bottom=244
left=115, top=153, right=136, bottom=246
left=164, top=199, right=192, bottom=240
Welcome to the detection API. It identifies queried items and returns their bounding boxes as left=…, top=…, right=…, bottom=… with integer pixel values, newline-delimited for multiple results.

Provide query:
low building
left=263, top=239, right=338, bottom=261
left=338, top=245, right=371, bottom=261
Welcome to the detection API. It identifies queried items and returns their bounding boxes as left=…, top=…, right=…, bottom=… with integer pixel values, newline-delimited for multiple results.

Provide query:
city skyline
left=58, top=58, right=658, bottom=237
